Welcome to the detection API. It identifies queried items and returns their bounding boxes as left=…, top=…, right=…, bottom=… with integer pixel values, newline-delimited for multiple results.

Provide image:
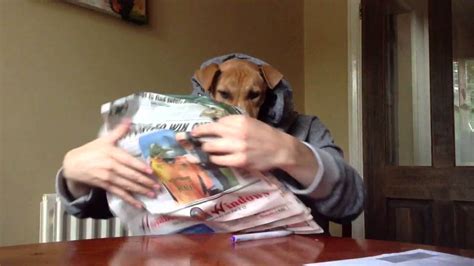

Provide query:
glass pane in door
left=388, top=0, right=431, bottom=166
left=453, top=0, right=474, bottom=166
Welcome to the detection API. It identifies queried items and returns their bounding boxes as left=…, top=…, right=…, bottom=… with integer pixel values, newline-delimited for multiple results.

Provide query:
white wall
left=304, top=0, right=349, bottom=154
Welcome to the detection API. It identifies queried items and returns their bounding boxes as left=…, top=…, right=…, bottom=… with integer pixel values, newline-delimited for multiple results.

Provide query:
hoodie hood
left=191, top=53, right=298, bottom=130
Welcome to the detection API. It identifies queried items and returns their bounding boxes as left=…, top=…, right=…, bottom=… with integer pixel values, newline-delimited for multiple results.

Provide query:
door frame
left=347, top=0, right=365, bottom=239
left=361, top=0, right=474, bottom=247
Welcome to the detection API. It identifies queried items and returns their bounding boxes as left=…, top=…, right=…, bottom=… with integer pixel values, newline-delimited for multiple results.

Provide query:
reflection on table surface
left=107, top=234, right=324, bottom=265
left=1, top=234, right=473, bottom=265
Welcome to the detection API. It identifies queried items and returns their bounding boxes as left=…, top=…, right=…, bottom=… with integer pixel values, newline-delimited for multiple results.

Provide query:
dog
left=194, top=59, right=283, bottom=118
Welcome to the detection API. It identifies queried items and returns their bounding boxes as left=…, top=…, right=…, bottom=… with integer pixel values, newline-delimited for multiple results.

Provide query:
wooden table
left=1, top=235, right=473, bottom=265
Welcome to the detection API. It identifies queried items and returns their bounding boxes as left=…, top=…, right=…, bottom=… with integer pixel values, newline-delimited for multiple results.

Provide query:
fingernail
left=146, top=167, right=153, bottom=174
left=134, top=203, right=143, bottom=209
left=153, top=184, right=161, bottom=190
left=147, top=191, right=155, bottom=198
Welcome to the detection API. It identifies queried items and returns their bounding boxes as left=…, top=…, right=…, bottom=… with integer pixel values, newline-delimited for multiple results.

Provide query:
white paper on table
left=305, top=249, right=474, bottom=266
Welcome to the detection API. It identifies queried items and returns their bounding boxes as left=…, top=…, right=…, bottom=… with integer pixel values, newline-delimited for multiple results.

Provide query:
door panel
left=454, top=202, right=474, bottom=249
left=387, top=199, right=433, bottom=244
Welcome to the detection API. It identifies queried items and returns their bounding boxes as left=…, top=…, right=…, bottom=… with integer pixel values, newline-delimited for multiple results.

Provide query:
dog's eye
left=247, top=91, right=261, bottom=100
left=218, top=90, right=231, bottom=100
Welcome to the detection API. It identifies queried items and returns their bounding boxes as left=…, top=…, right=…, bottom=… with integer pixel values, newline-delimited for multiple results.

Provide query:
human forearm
left=276, top=115, right=364, bottom=221
left=65, top=178, right=92, bottom=199
left=56, top=169, right=114, bottom=219
left=303, top=154, right=365, bottom=222
left=275, top=133, right=319, bottom=188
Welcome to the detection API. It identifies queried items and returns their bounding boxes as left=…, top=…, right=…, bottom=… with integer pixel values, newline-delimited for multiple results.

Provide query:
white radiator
left=39, top=193, right=131, bottom=243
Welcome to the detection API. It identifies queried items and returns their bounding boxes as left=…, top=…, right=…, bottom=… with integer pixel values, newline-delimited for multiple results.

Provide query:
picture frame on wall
left=66, top=0, right=147, bottom=24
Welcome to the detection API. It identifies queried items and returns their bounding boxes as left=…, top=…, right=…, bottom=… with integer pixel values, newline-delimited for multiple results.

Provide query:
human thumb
left=103, top=119, right=132, bottom=143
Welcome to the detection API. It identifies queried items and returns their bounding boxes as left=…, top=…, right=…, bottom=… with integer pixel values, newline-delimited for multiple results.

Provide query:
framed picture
left=66, top=0, right=147, bottom=24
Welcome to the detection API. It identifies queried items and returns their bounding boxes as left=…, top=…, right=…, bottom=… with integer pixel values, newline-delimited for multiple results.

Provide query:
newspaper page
left=102, top=92, right=323, bottom=235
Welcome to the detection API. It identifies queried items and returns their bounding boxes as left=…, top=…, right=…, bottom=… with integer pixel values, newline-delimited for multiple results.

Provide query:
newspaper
left=102, top=92, right=323, bottom=235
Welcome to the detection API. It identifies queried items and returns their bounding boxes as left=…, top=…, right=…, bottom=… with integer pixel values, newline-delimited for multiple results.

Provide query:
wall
left=0, top=0, right=304, bottom=246
left=304, top=0, right=348, bottom=154
left=304, top=0, right=349, bottom=236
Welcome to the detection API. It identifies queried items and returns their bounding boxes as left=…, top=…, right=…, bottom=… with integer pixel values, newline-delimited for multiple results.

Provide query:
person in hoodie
left=57, top=53, right=364, bottom=233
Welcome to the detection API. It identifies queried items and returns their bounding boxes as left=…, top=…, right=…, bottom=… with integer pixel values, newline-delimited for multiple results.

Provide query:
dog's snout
left=236, top=104, right=250, bottom=115
left=236, top=103, right=259, bottom=118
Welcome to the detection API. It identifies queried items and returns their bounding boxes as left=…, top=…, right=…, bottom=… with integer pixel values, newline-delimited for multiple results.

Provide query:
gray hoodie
left=56, top=53, right=364, bottom=233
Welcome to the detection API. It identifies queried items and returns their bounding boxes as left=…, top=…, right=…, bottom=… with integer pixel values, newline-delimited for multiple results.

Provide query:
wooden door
left=362, top=0, right=474, bottom=248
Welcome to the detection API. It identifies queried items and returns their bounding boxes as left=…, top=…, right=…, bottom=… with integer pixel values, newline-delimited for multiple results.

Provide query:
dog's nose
left=237, top=105, right=256, bottom=117
left=232, top=106, right=246, bottom=115
left=236, top=104, right=247, bottom=112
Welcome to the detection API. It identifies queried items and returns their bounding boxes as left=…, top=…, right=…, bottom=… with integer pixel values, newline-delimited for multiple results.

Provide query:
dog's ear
left=260, top=64, right=283, bottom=89
left=194, top=63, right=220, bottom=94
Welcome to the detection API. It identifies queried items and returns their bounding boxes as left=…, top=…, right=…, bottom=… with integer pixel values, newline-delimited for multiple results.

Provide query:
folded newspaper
left=102, top=92, right=323, bottom=235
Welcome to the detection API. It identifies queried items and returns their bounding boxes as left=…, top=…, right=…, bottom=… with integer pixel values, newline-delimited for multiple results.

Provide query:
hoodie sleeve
left=55, top=168, right=113, bottom=219
left=283, top=116, right=365, bottom=223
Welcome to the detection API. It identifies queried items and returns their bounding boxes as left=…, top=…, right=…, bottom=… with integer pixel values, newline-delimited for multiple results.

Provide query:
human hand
left=190, top=115, right=295, bottom=171
left=191, top=115, right=318, bottom=187
left=62, top=119, right=159, bottom=209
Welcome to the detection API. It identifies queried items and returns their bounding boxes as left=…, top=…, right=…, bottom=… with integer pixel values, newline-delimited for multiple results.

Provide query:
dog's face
left=194, top=59, right=283, bottom=118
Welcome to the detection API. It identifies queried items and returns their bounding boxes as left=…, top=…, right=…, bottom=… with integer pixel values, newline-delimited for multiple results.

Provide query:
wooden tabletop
left=1, top=235, right=473, bottom=265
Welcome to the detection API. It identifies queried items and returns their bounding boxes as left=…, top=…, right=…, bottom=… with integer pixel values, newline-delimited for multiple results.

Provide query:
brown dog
left=194, top=59, right=283, bottom=118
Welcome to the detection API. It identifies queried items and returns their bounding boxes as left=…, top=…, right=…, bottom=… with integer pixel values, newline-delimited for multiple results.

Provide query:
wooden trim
left=384, top=166, right=474, bottom=201
left=342, top=222, right=353, bottom=238
left=386, top=12, right=398, bottom=165
left=362, top=0, right=387, bottom=240
left=429, top=0, right=455, bottom=167
left=384, top=165, right=474, bottom=174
